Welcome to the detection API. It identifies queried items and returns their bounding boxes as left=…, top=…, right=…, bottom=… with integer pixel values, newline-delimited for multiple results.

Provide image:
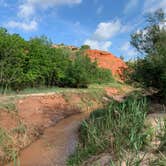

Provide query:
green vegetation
left=150, top=119, right=166, bottom=166
left=0, top=128, right=16, bottom=165
left=12, top=123, right=27, bottom=135
left=0, top=102, right=16, bottom=112
left=120, top=9, right=166, bottom=164
left=150, top=153, right=166, bottom=166
left=68, top=96, right=149, bottom=165
left=0, top=29, right=113, bottom=93
left=0, top=97, right=16, bottom=112
left=0, top=82, right=123, bottom=96
left=80, top=45, right=91, bottom=50
left=158, top=119, right=166, bottom=152
left=125, top=9, right=166, bottom=98
left=0, top=6, right=165, bottom=166
left=13, top=151, right=20, bottom=166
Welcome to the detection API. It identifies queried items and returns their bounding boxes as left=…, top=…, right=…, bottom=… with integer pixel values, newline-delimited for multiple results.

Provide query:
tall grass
left=0, top=128, right=15, bottom=165
left=67, top=96, right=149, bottom=165
left=150, top=119, right=166, bottom=165
left=158, top=119, right=166, bottom=152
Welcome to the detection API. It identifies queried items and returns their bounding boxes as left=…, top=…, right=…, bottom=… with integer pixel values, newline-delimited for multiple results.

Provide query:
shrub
left=68, top=96, right=149, bottom=165
left=63, top=51, right=114, bottom=88
left=158, top=119, right=166, bottom=152
left=0, top=28, right=114, bottom=92
left=126, top=9, right=166, bottom=98
left=80, top=45, right=90, bottom=50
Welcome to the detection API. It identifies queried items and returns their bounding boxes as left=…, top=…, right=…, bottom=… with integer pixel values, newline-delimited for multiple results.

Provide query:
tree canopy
left=128, top=8, right=166, bottom=97
left=0, top=28, right=113, bottom=93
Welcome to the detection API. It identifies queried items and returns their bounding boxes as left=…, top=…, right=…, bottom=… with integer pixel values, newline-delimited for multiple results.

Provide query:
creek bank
left=2, top=90, right=106, bottom=165
left=1, top=84, right=131, bottom=165
left=7, top=113, right=88, bottom=166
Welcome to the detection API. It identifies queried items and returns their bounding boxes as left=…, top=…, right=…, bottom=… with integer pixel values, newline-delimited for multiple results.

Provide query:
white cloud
left=124, top=0, right=139, bottom=14
left=84, top=39, right=112, bottom=51
left=7, top=0, right=82, bottom=32
left=121, top=42, right=131, bottom=52
left=84, top=19, right=131, bottom=51
left=7, top=20, right=38, bottom=31
left=121, top=42, right=138, bottom=60
left=93, top=20, right=122, bottom=41
left=18, top=0, right=82, bottom=18
left=18, top=3, right=35, bottom=18
left=143, top=0, right=166, bottom=13
left=92, top=19, right=131, bottom=41
left=159, top=21, right=166, bottom=29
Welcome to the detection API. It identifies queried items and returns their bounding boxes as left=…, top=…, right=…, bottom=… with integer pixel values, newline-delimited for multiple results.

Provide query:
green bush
left=158, top=119, right=166, bottom=152
left=126, top=9, right=166, bottom=97
left=0, top=28, right=113, bottom=92
left=63, top=51, right=113, bottom=88
left=80, top=45, right=90, bottom=50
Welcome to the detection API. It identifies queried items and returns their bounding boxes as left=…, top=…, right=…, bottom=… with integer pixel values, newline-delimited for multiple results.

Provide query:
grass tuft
left=67, top=96, right=149, bottom=165
left=158, top=119, right=166, bottom=152
left=12, top=123, right=27, bottom=135
left=0, top=128, right=16, bottom=165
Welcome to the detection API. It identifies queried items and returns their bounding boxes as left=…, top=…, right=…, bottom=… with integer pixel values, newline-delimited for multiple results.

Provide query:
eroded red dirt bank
left=86, top=49, right=127, bottom=80
left=1, top=85, right=132, bottom=165
left=1, top=91, right=105, bottom=165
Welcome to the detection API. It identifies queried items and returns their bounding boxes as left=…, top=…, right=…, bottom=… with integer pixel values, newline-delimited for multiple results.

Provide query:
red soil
left=16, top=93, right=100, bottom=130
left=105, top=87, right=124, bottom=102
left=0, top=111, right=18, bottom=130
left=17, top=94, right=81, bottom=129
left=105, top=87, right=119, bottom=96
left=86, top=50, right=127, bottom=80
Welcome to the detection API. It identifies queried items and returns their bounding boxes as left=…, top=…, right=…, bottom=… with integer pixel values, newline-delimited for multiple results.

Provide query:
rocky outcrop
left=86, top=50, right=127, bottom=80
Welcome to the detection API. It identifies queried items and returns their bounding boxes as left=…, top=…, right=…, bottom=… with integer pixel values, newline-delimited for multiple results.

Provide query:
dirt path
left=7, top=113, right=87, bottom=166
left=0, top=92, right=58, bottom=101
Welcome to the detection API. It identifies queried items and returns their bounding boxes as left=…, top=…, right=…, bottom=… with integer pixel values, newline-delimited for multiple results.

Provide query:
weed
left=150, top=152, right=166, bottom=166
left=0, top=102, right=16, bottom=112
left=158, top=119, right=166, bottom=152
left=12, top=150, right=20, bottom=166
left=0, top=128, right=11, bottom=147
left=12, top=123, right=27, bottom=135
left=67, top=96, right=149, bottom=165
left=0, top=128, right=15, bottom=164
left=110, top=152, right=146, bottom=166
left=108, top=97, right=148, bottom=153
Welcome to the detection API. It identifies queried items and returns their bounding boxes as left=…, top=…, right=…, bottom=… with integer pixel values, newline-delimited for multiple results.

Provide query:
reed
left=68, top=96, right=149, bottom=165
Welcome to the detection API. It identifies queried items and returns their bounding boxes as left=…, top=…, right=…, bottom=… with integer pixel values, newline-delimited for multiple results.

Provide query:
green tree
left=131, top=9, right=165, bottom=55
left=24, top=36, right=52, bottom=87
left=129, top=8, right=166, bottom=97
left=0, top=28, right=27, bottom=92
left=0, top=28, right=114, bottom=92
left=80, top=45, right=91, bottom=50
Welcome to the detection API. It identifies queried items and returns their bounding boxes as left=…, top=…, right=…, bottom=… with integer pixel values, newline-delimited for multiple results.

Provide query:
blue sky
left=0, top=0, right=166, bottom=60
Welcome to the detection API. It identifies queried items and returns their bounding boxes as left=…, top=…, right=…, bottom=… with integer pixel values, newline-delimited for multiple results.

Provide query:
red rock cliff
left=86, top=50, right=127, bottom=80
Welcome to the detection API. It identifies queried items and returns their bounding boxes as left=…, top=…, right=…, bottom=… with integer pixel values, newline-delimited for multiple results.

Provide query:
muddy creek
left=7, top=113, right=87, bottom=166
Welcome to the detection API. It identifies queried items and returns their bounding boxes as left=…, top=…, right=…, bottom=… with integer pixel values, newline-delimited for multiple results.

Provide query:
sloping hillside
left=86, top=49, right=127, bottom=80
left=53, top=45, right=127, bottom=80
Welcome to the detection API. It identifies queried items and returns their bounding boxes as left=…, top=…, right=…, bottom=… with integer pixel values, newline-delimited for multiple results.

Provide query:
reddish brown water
left=7, top=113, right=87, bottom=166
